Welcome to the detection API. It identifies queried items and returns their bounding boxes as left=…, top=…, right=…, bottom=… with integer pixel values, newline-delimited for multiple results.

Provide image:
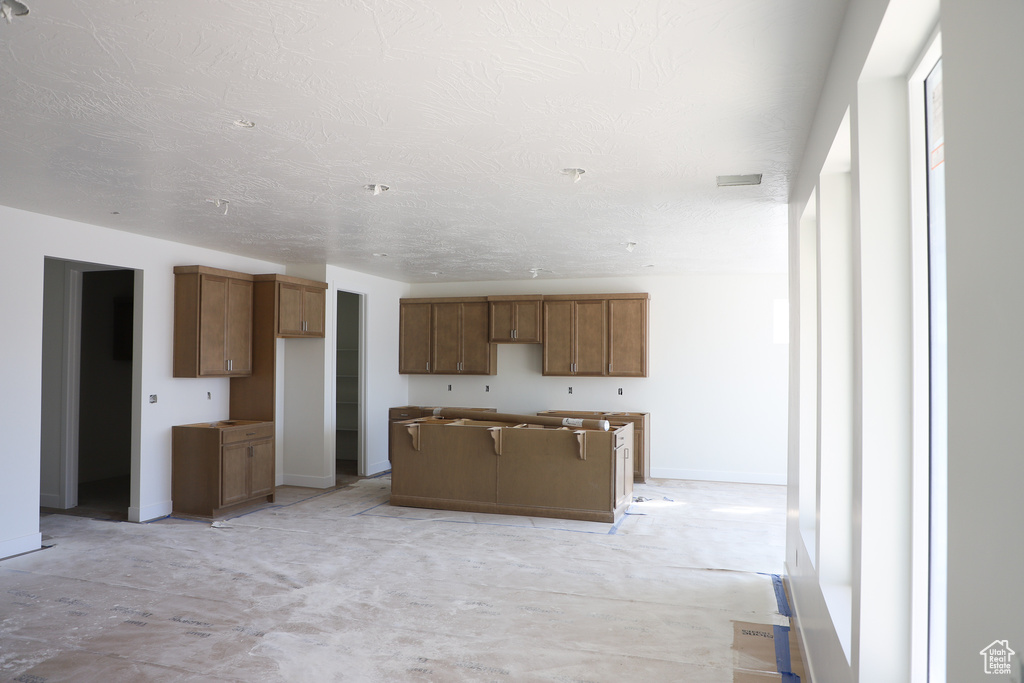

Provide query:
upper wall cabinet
left=488, top=295, right=543, bottom=343
left=399, top=301, right=433, bottom=374
left=543, top=297, right=608, bottom=376
left=608, top=296, right=649, bottom=377
left=174, top=266, right=254, bottom=377
left=399, top=298, right=496, bottom=375
left=255, top=274, right=327, bottom=338
left=543, top=293, right=649, bottom=377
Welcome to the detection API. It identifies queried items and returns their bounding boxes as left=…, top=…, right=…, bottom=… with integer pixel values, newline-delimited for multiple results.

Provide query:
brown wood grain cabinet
left=273, top=278, right=326, bottom=337
left=173, top=266, right=253, bottom=377
left=542, top=297, right=608, bottom=376
left=399, top=301, right=433, bottom=374
left=399, top=298, right=496, bottom=375
left=608, top=296, right=649, bottom=377
left=172, top=420, right=275, bottom=516
left=488, top=295, right=543, bottom=343
left=538, top=410, right=650, bottom=483
left=543, top=293, right=648, bottom=377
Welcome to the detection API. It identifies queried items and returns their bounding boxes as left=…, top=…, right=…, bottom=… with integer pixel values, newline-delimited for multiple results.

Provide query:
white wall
left=409, top=273, right=789, bottom=484
left=0, top=205, right=283, bottom=556
left=942, top=1, right=1024, bottom=679
left=280, top=264, right=410, bottom=484
left=785, top=0, right=942, bottom=681
left=0, top=206, right=414, bottom=560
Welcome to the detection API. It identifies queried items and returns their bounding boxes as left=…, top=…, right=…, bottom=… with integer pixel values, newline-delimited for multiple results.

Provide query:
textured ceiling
left=0, top=0, right=847, bottom=282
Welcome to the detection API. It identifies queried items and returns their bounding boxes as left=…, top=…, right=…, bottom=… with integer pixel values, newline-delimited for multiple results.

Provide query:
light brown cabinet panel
left=276, top=280, right=326, bottom=337
left=489, top=296, right=542, bottom=343
left=399, top=301, right=433, bottom=374
left=400, top=298, right=496, bottom=375
left=608, top=297, right=648, bottom=377
left=542, top=298, right=607, bottom=376
left=172, top=420, right=275, bottom=517
left=174, top=266, right=253, bottom=378
left=538, top=410, right=650, bottom=483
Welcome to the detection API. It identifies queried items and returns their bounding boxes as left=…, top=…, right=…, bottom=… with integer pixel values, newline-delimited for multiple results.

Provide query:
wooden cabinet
left=538, top=410, right=650, bottom=483
left=399, top=301, right=433, bottom=374
left=432, top=301, right=494, bottom=374
left=543, top=297, right=608, bottom=376
left=608, top=296, right=648, bottom=377
left=542, top=293, right=648, bottom=377
left=275, top=279, right=326, bottom=337
left=173, top=266, right=253, bottom=377
left=391, top=418, right=633, bottom=523
left=488, top=296, right=542, bottom=343
left=399, top=298, right=496, bottom=375
left=172, top=420, right=275, bottom=516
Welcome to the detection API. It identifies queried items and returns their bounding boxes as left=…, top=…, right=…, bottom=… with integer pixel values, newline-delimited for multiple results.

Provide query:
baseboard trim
left=0, top=532, right=42, bottom=560
left=365, top=459, right=392, bottom=477
left=649, top=468, right=786, bottom=485
left=130, top=500, right=172, bottom=523
left=281, top=473, right=335, bottom=489
left=39, top=492, right=62, bottom=508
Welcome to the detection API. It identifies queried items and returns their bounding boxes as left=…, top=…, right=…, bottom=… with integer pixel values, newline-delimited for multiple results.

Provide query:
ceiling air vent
left=716, top=174, right=762, bottom=187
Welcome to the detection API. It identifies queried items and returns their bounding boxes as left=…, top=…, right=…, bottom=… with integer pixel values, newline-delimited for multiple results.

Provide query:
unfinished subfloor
left=1, top=476, right=796, bottom=682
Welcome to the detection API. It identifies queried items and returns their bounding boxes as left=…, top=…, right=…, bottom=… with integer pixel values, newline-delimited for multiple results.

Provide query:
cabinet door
left=542, top=300, right=575, bottom=375
left=249, top=437, right=275, bottom=498
left=489, top=301, right=516, bottom=342
left=278, top=283, right=305, bottom=335
left=460, top=302, right=493, bottom=374
left=431, top=302, right=462, bottom=374
left=221, top=442, right=249, bottom=506
left=574, top=299, right=607, bottom=376
left=302, top=287, right=325, bottom=336
left=225, top=278, right=253, bottom=374
left=198, top=275, right=228, bottom=376
left=512, top=300, right=542, bottom=343
left=399, top=302, right=432, bottom=374
left=608, top=298, right=647, bottom=377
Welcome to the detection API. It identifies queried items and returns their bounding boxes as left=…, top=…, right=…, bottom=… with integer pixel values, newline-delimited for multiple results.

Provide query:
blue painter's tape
left=774, top=624, right=793, bottom=675
left=772, top=574, right=792, bottom=617
left=780, top=674, right=801, bottom=682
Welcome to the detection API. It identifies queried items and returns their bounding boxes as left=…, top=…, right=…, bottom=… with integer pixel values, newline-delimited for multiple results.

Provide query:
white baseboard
left=365, top=459, right=392, bottom=477
left=649, top=468, right=786, bottom=486
left=39, top=492, right=62, bottom=508
left=282, top=473, right=335, bottom=489
left=129, top=500, right=172, bottom=523
left=0, top=532, right=42, bottom=560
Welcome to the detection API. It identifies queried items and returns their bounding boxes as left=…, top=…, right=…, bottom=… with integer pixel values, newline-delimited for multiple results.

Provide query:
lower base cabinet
left=390, top=417, right=633, bottom=523
left=172, top=420, right=275, bottom=516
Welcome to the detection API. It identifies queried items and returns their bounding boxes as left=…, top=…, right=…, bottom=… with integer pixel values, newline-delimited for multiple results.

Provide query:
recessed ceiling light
left=561, top=168, right=585, bottom=183
left=233, top=119, right=255, bottom=128
left=365, top=184, right=389, bottom=195
left=716, top=174, right=762, bottom=187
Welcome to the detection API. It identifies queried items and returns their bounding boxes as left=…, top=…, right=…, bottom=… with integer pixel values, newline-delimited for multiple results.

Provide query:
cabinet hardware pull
left=246, top=432, right=256, bottom=436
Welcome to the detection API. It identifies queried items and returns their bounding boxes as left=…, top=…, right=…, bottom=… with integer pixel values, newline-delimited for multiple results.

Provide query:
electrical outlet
left=485, top=385, right=490, bottom=392
left=149, top=394, right=157, bottom=404
left=568, top=387, right=573, bottom=395
left=618, top=388, right=623, bottom=395
left=207, top=392, right=212, bottom=400
left=447, top=384, right=452, bottom=391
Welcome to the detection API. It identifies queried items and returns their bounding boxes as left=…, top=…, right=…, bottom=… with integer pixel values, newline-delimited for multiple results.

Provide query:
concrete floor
left=1, top=476, right=793, bottom=682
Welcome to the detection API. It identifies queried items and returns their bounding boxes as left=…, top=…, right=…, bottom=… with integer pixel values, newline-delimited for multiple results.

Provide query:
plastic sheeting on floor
left=1, top=477, right=797, bottom=682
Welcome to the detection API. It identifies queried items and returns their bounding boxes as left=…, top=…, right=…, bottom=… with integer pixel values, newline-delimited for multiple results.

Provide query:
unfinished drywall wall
left=407, top=273, right=789, bottom=485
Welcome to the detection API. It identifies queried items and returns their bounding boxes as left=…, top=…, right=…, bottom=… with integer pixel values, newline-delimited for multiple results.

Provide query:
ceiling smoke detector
left=716, top=174, right=762, bottom=187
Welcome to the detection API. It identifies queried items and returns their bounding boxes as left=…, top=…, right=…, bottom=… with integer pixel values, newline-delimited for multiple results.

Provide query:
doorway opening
left=40, top=259, right=138, bottom=522
left=335, top=290, right=363, bottom=481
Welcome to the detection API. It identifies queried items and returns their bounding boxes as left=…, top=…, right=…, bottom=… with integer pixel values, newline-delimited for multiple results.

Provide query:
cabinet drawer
left=221, top=422, right=274, bottom=444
